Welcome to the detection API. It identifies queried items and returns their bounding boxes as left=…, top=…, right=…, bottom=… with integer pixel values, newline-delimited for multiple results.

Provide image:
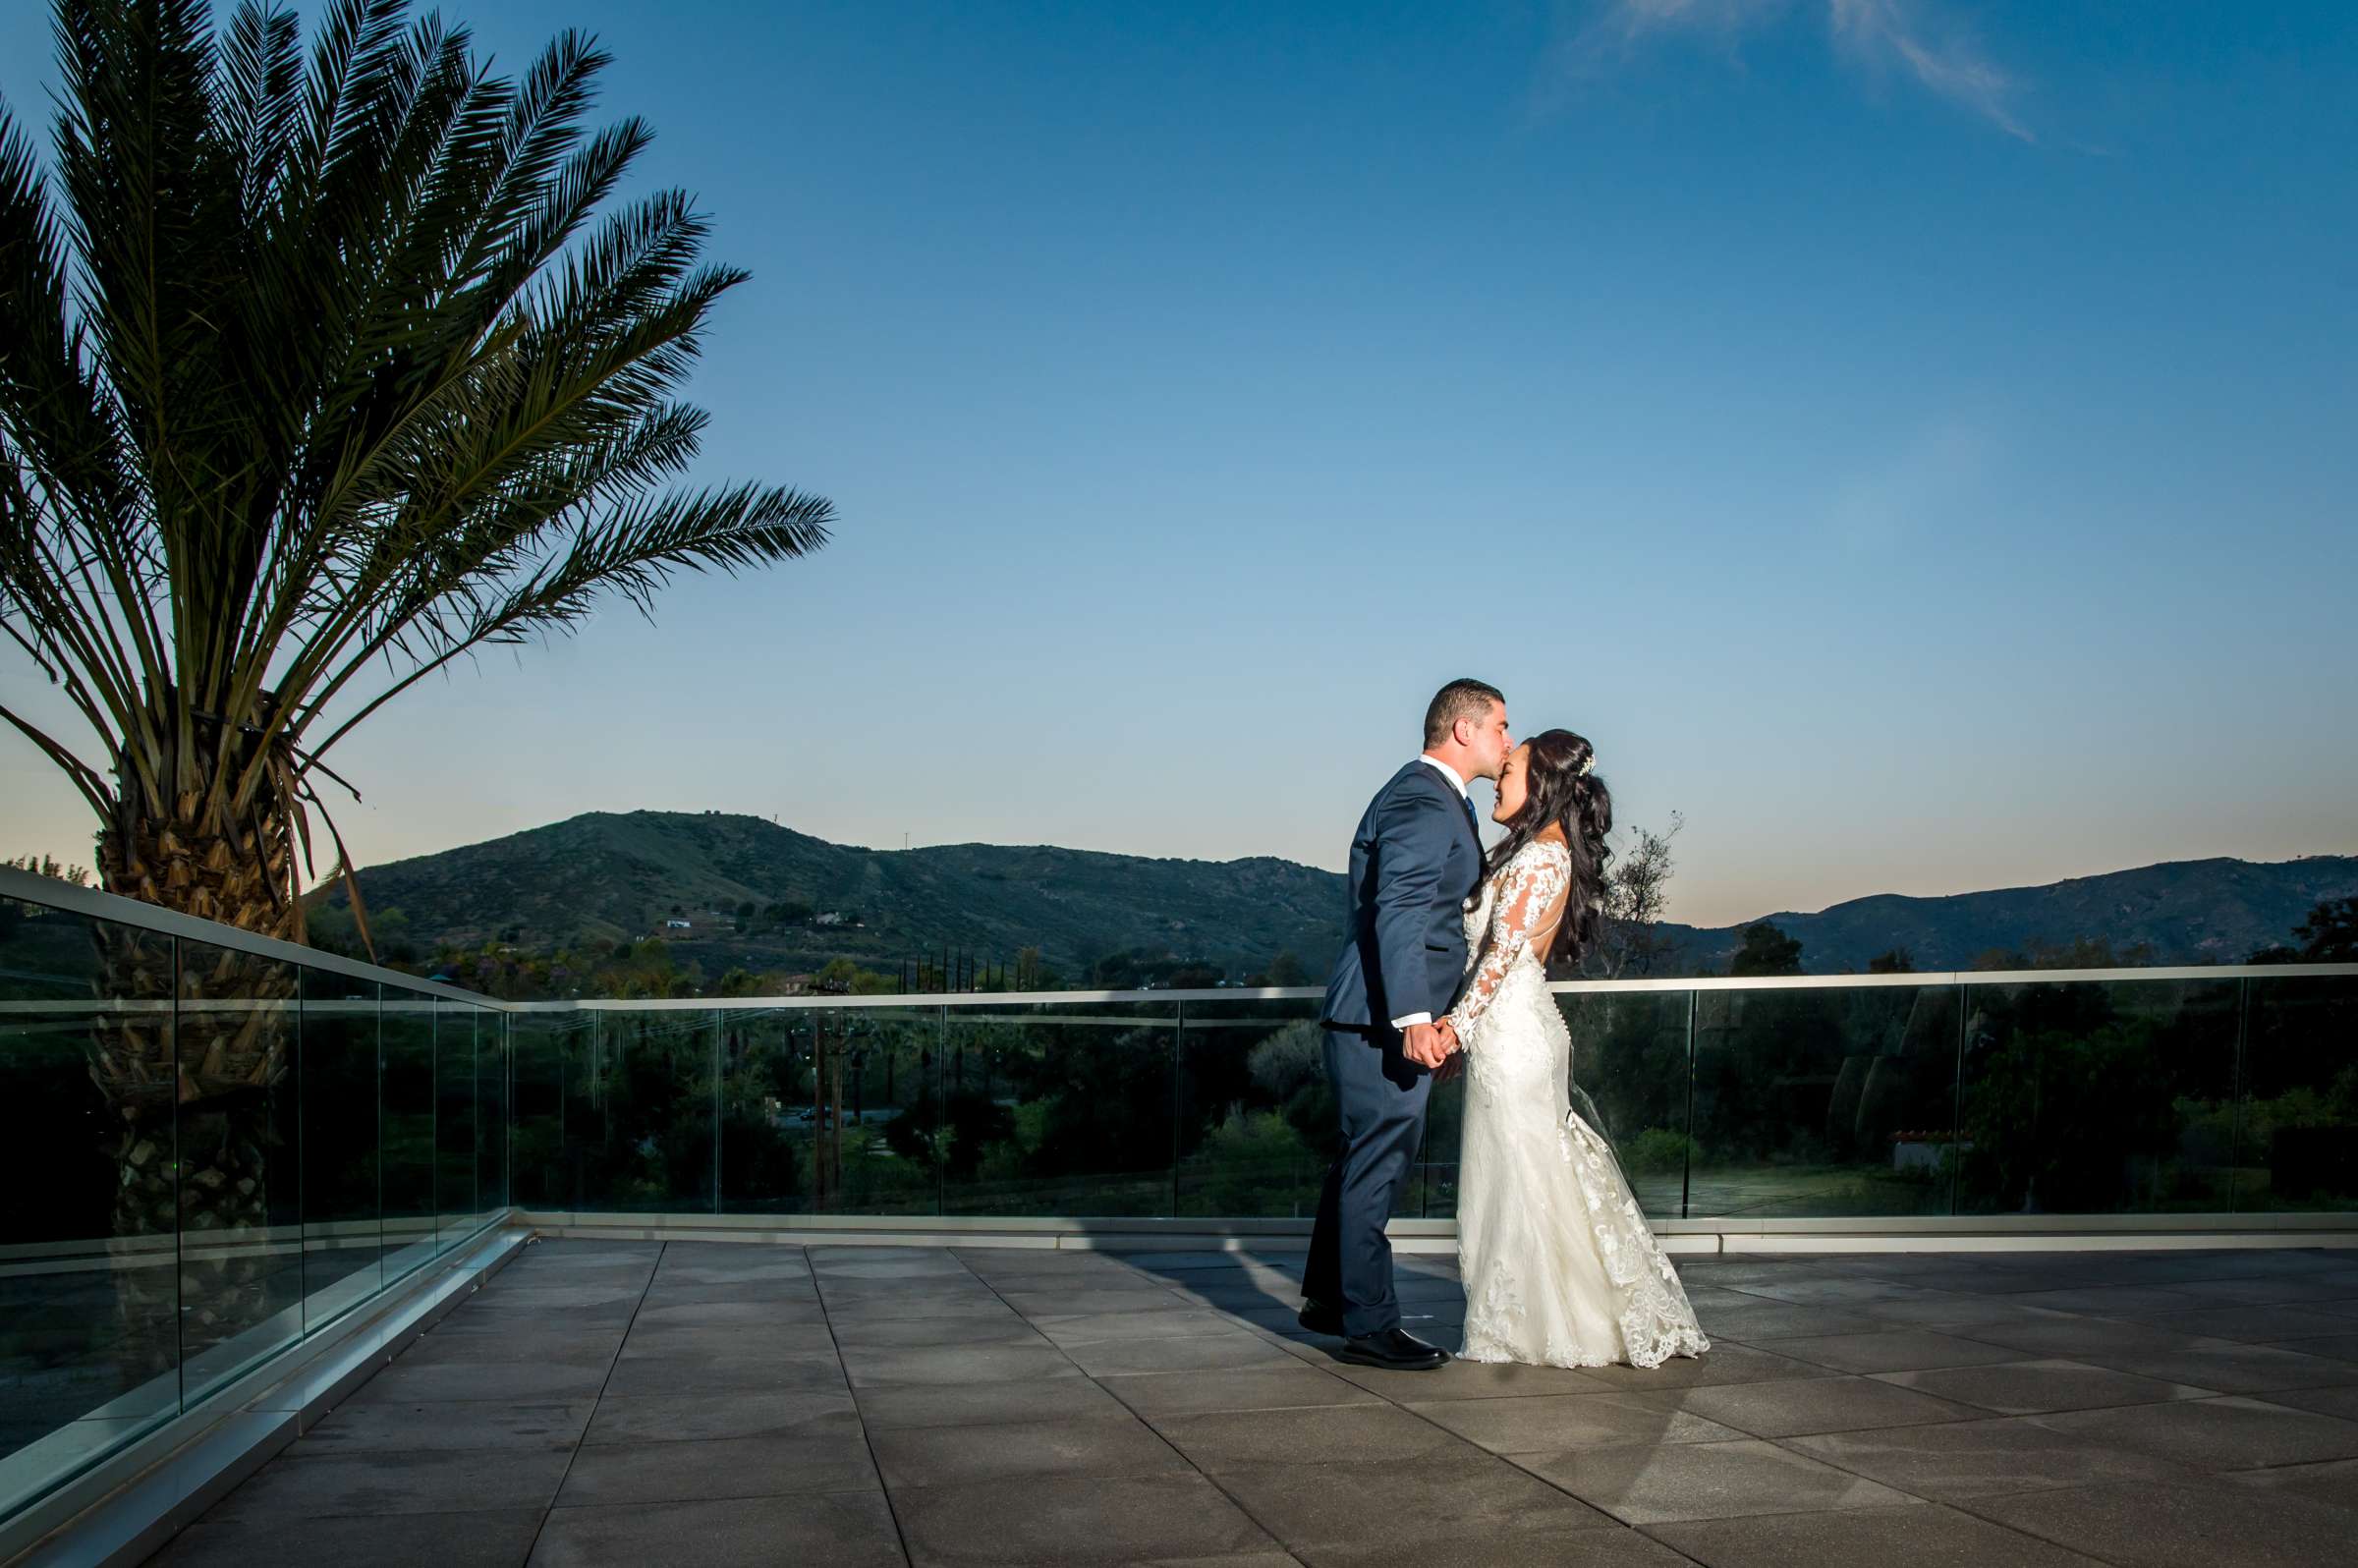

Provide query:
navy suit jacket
left=1320, top=760, right=1487, bottom=1031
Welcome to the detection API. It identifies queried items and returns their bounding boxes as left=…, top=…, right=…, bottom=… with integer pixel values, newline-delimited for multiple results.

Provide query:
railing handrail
left=11, top=863, right=2356, bottom=1013
left=0, top=864, right=500, bottom=1008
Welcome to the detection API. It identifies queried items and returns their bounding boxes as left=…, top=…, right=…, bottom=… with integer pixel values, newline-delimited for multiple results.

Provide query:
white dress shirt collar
left=1417, top=754, right=1471, bottom=800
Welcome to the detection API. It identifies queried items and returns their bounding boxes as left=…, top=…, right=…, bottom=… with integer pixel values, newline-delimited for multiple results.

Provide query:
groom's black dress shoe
left=1298, top=1298, right=1345, bottom=1335
left=1333, top=1326, right=1449, bottom=1372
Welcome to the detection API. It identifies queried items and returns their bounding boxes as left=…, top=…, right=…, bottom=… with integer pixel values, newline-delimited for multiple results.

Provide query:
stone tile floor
left=140, top=1241, right=2358, bottom=1566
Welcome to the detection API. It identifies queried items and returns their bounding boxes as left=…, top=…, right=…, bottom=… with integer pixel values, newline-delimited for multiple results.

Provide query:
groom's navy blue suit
left=1308, top=758, right=1487, bottom=1338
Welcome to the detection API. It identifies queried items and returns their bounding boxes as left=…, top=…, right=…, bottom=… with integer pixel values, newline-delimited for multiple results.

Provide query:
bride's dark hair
left=1482, top=728, right=1613, bottom=968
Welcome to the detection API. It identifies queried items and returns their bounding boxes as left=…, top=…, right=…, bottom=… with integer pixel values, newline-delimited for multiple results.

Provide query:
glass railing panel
left=938, top=1001, right=1177, bottom=1217
left=1560, top=989, right=1698, bottom=1220
left=1687, top=983, right=1963, bottom=1219
left=172, top=936, right=303, bottom=1403
left=0, top=899, right=180, bottom=1517
left=720, top=1005, right=943, bottom=1217
left=1417, top=1055, right=1459, bottom=1221
left=298, top=971, right=381, bottom=1330
left=379, top=987, right=439, bottom=1281
left=571, top=1009, right=716, bottom=1212
left=434, top=1000, right=477, bottom=1250
left=509, top=1008, right=587, bottom=1208
left=1174, top=997, right=1328, bottom=1219
left=478, top=1007, right=510, bottom=1216
left=2238, top=975, right=2358, bottom=1212
left=1955, top=977, right=2239, bottom=1215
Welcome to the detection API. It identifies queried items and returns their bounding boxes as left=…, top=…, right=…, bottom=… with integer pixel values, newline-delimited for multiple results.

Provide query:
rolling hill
left=321, top=811, right=1344, bottom=979
left=1653, top=855, right=2358, bottom=974
left=316, top=811, right=2357, bottom=983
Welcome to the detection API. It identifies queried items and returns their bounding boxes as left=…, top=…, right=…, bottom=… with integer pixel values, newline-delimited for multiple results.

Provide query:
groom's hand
left=1402, top=1022, right=1448, bottom=1069
left=1427, top=1020, right=1464, bottom=1081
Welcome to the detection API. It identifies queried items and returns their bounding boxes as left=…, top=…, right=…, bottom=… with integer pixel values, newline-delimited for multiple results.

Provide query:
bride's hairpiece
left=1576, top=754, right=1596, bottom=778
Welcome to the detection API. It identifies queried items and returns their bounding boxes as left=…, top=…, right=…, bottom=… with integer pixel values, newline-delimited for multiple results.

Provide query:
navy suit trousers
left=1303, top=1024, right=1432, bottom=1339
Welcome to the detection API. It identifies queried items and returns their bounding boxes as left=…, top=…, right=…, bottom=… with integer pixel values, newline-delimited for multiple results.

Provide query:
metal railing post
left=1679, top=987, right=1696, bottom=1222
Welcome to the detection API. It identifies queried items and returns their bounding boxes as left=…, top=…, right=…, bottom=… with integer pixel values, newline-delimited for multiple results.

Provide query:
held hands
left=1403, top=1019, right=1463, bottom=1071
left=1433, top=1020, right=1464, bottom=1081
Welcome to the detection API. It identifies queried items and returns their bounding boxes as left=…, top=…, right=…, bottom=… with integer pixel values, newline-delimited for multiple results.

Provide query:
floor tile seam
left=1451, top=1419, right=1755, bottom=1457
left=1182, top=1452, right=1646, bottom=1556
left=1707, top=1283, right=1921, bottom=1307
left=2234, top=1390, right=2358, bottom=1420
left=161, top=1503, right=559, bottom=1540
left=1635, top=1401, right=1994, bottom=1442
left=2211, top=1452, right=2358, bottom=1477
left=1758, top=1420, right=2173, bottom=1462
left=955, top=1255, right=1347, bottom=1563
left=1628, top=1495, right=2136, bottom=1565
left=1622, top=1494, right=1956, bottom=1532
left=548, top=1479, right=886, bottom=1510
left=870, top=1403, right=1152, bottom=1429
left=2013, top=1390, right=2288, bottom=1434
left=1314, top=1349, right=1692, bottom=1514
left=1069, top=1385, right=1302, bottom=1560
left=199, top=1497, right=573, bottom=1530
left=1722, top=1358, right=2022, bottom=1381
left=237, top=1437, right=590, bottom=1465
left=520, top=1237, right=686, bottom=1566
left=2064, top=1352, right=2358, bottom=1386
left=1714, top=1342, right=2029, bottom=1373
left=1854, top=1385, right=2233, bottom=1419
left=1132, top=1404, right=1488, bottom=1462
left=2046, top=1308, right=2326, bottom=1338
left=1936, top=1483, right=2213, bottom=1568
left=874, top=1454, right=1202, bottom=1493
left=2121, top=1323, right=2358, bottom=1344
left=569, top=1419, right=868, bottom=1451
left=1110, top=1398, right=1388, bottom=1423
left=817, top=1250, right=920, bottom=1568
left=1606, top=1426, right=1956, bottom=1502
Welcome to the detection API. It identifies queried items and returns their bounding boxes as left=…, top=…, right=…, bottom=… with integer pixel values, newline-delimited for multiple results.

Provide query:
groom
left=1302, top=679, right=1511, bottom=1371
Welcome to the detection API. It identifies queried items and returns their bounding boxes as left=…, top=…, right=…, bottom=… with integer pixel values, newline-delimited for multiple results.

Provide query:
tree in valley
left=1730, top=921, right=1805, bottom=977
left=4, top=853, right=93, bottom=885
left=1585, top=812, right=1686, bottom=979
left=2252, top=897, right=2358, bottom=965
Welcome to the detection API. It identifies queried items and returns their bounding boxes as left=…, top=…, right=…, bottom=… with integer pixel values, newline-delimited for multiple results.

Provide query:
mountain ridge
left=319, top=811, right=2357, bottom=980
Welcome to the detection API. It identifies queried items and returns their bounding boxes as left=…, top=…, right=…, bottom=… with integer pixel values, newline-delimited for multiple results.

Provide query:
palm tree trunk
left=91, top=772, right=303, bottom=1357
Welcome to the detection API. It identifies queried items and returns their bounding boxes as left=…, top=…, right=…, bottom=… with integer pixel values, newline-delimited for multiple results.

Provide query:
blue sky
left=2, top=0, right=2353, bottom=928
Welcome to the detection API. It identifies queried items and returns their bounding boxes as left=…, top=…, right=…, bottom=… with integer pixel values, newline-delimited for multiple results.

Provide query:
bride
left=1433, top=729, right=1710, bottom=1370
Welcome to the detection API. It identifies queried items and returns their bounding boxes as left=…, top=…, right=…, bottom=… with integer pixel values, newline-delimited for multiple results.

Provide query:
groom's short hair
left=1425, top=679, right=1504, bottom=747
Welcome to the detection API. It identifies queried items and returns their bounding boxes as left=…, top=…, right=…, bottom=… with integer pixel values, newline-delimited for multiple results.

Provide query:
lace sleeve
left=1446, top=844, right=1571, bottom=1039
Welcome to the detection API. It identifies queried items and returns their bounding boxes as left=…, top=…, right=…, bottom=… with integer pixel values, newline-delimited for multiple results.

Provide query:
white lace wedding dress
left=1444, top=839, right=1710, bottom=1369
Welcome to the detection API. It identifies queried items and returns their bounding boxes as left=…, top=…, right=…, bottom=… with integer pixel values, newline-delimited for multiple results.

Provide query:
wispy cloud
left=1826, top=418, right=1993, bottom=553
left=1547, top=0, right=2033, bottom=141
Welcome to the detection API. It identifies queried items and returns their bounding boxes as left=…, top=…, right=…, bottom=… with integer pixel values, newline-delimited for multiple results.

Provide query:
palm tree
left=0, top=0, right=833, bottom=1322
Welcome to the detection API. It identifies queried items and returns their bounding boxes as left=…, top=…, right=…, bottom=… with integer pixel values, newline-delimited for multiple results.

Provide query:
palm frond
left=305, top=482, right=833, bottom=762
left=215, top=0, right=302, bottom=218
left=3, top=0, right=837, bottom=911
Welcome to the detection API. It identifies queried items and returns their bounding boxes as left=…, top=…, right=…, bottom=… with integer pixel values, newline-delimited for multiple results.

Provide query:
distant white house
left=665, top=918, right=692, bottom=930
